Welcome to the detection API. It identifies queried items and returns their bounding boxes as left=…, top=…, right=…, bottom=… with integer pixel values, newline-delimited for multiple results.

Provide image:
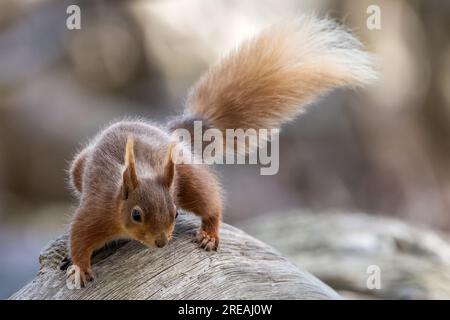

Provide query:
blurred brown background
left=0, top=0, right=449, bottom=298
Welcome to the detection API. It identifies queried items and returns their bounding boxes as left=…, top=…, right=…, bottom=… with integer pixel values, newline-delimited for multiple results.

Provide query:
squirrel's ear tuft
left=122, top=136, right=139, bottom=200
left=159, top=142, right=176, bottom=188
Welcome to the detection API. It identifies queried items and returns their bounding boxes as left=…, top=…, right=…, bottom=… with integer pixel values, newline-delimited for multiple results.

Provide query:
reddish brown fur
left=67, top=121, right=222, bottom=286
left=186, top=17, right=376, bottom=133
left=174, top=164, right=222, bottom=249
left=69, top=147, right=91, bottom=194
left=67, top=16, right=375, bottom=288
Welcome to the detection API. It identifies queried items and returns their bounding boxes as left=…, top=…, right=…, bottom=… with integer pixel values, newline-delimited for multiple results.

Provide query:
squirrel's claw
left=59, top=256, right=72, bottom=271
left=66, top=265, right=82, bottom=289
left=66, top=265, right=95, bottom=289
left=195, top=229, right=219, bottom=251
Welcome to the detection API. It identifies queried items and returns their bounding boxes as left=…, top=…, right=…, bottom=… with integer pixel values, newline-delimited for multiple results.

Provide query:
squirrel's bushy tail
left=176, top=15, right=376, bottom=133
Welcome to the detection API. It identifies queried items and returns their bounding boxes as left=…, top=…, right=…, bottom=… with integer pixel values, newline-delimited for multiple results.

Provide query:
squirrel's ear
left=159, top=142, right=176, bottom=188
left=122, top=136, right=139, bottom=200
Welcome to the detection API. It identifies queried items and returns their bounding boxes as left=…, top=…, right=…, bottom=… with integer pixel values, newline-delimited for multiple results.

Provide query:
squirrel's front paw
left=66, top=265, right=95, bottom=289
left=195, top=229, right=219, bottom=251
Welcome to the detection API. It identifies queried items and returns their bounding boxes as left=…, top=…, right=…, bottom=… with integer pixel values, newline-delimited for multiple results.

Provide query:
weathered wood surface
left=240, top=211, right=450, bottom=299
left=9, top=214, right=339, bottom=300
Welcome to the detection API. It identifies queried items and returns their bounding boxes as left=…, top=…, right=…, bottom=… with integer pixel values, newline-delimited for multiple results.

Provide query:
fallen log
left=9, top=214, right=339, bottom=300
left=240, top=211, right=450, bottom=299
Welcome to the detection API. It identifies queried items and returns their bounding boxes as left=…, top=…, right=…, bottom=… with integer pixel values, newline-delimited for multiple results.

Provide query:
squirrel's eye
left=131, top=209, right=142, bottom=222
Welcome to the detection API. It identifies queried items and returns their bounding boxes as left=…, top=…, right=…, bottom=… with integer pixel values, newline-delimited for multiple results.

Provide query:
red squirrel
left=65, top=15, right=376, bottom=289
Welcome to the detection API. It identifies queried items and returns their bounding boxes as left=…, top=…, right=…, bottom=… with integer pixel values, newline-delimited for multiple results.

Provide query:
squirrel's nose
left=155, top=238, right=167, bottom=248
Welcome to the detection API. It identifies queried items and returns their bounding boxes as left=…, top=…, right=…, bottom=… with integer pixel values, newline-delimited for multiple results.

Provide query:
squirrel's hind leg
left=69, top=147, right=92, bottom=195
left=174, top=164, right=223, bottom=251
